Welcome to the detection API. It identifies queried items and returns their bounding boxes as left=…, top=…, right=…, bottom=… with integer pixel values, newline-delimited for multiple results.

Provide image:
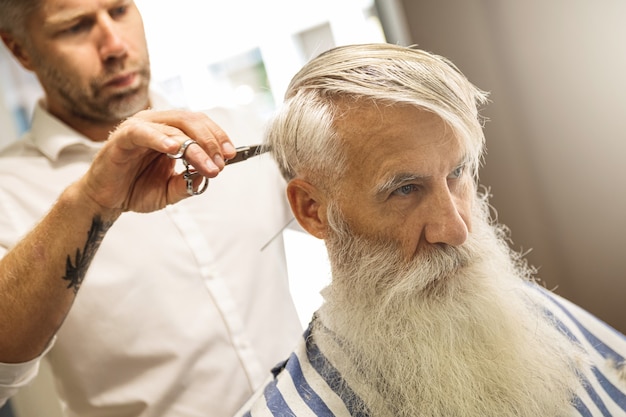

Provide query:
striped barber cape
left=236, top=285, right=626, bottom=416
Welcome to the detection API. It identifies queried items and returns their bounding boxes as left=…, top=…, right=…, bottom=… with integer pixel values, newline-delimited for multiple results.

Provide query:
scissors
left=167, top=142, right=269, bottom=196
left=225, top=144, right=269, bottom=165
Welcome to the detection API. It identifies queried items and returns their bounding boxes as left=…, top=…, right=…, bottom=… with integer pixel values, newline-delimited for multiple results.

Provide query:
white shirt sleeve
left=0, top=337, right=55, bottom=407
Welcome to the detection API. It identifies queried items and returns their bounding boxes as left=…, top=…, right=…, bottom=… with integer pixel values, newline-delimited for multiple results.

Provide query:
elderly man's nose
left=423, top=191, right=469, bottom=247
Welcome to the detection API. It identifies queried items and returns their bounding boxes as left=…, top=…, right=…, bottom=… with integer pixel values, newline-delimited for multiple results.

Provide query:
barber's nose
left=97, top=16, right=127, bottom=60
left=423, top=188, right=469, bottom=247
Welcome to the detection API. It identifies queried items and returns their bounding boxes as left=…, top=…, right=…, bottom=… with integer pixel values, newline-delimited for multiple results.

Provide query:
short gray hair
left=0, top=0, right=41, bottom=38
left=266, top=43, right=489, bottom=188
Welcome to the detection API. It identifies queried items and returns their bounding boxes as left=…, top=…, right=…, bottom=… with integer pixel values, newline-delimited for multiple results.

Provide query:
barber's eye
left=65, top=21, right=90, bottom=34
left=110, top=6, right=127, bottom=18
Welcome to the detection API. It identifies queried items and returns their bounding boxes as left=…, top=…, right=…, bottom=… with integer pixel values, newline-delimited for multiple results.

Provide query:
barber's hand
left=78, top=109, right=237, bottom=215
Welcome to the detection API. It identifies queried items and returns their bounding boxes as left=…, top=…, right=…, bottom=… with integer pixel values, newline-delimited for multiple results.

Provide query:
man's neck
left=65, top=116, right=121, bottom=142
left=43, top=96, right=150, bottom=142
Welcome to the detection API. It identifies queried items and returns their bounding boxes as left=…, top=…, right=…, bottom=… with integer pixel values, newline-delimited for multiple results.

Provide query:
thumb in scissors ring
left=166, top=139, right=209, bottom=196
left=167, top=139, right=198, bottom=160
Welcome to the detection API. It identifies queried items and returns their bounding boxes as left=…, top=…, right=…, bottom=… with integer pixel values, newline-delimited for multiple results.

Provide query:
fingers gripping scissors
left=168, top=142, right=269, bottom=196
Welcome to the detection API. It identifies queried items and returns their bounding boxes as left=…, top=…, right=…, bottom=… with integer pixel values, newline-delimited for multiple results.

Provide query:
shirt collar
left=29, top=90, right=171, bottom=162
left=30, top=101, right=103, bottom=162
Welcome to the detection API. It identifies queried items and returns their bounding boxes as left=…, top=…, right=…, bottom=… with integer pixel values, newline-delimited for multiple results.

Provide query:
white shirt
left=0, top=98, right=303, bottom=417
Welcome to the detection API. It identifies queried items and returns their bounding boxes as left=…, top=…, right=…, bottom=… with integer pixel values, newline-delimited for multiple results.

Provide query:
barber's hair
left=0, top=0, right=41, bottom=38
left=266, top=43, right=489, bottom=188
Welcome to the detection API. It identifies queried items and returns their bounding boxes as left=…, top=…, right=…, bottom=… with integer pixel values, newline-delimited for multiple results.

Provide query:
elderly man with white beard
left=236, top=43, right=626, bottom=417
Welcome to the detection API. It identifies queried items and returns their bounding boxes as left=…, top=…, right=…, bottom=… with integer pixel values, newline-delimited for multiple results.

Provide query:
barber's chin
left=108, top=88, right=150, bottom=118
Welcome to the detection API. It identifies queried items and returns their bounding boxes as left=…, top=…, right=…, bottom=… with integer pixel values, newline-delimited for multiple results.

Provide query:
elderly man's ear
left=286, top=179, right=329, bottom=240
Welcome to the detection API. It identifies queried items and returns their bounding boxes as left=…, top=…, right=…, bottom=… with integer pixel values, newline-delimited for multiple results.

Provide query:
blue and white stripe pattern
left=537, top=288, right=626, bottom=416
left=236, top=286, right=626, bottom=416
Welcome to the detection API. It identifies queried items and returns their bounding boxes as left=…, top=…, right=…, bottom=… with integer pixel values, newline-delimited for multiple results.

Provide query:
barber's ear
left=286, top=179, right=328, bottom=239
left=0, top=32, right=35, bottom=71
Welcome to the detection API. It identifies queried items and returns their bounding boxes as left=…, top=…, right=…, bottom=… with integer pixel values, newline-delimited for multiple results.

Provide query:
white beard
left=316, top=193, right=589, bottom=417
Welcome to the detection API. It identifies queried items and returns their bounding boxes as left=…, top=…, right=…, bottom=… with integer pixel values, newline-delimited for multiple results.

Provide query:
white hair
left=266, top=43, right=490, bottom=189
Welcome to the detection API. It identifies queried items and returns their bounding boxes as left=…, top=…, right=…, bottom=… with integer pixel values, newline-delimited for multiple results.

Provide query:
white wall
left=0, top=46, right=21, bottom=149
left=0, top=91, right=17, bottom=150
left=0, top=43, right=43, bottom=149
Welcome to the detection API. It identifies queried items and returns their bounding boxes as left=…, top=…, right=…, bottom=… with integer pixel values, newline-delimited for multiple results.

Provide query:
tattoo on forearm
left=62, top=216, right=112, bottom=293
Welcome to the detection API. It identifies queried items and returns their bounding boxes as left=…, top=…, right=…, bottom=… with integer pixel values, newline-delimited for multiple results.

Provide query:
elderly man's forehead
left=331, top=98, right=477, bottom=169
left=332, top=102, right=458, bottom=163
left=332, top=100, right=449, bottom=142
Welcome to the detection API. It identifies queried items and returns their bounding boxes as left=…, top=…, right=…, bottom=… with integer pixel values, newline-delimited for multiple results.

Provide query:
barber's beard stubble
left=317, top=195, right=588, bottom=417
left=36, top=52, right=151, bottom=123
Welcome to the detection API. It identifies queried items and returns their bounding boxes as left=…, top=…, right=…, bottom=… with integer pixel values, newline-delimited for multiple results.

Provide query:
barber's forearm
left=0, top=182, right=119, bottom=363
left=0, top=109, right=236, bottom=363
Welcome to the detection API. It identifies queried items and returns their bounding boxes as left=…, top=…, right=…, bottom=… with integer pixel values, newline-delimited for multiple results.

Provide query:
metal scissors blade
left=225, top=144, right=269, bottom=165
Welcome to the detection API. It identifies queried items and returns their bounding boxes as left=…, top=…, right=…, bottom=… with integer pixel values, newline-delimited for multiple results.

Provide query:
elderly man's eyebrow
left=374, top=154, right=472, bottom=196
left=375, top=172, right=427, bottom=196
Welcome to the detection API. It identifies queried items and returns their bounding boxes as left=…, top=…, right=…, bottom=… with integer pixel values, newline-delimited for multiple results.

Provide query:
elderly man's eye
left=393, top=184, right=418, bottom=196
left=448, top=165, right=465, bottom=179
